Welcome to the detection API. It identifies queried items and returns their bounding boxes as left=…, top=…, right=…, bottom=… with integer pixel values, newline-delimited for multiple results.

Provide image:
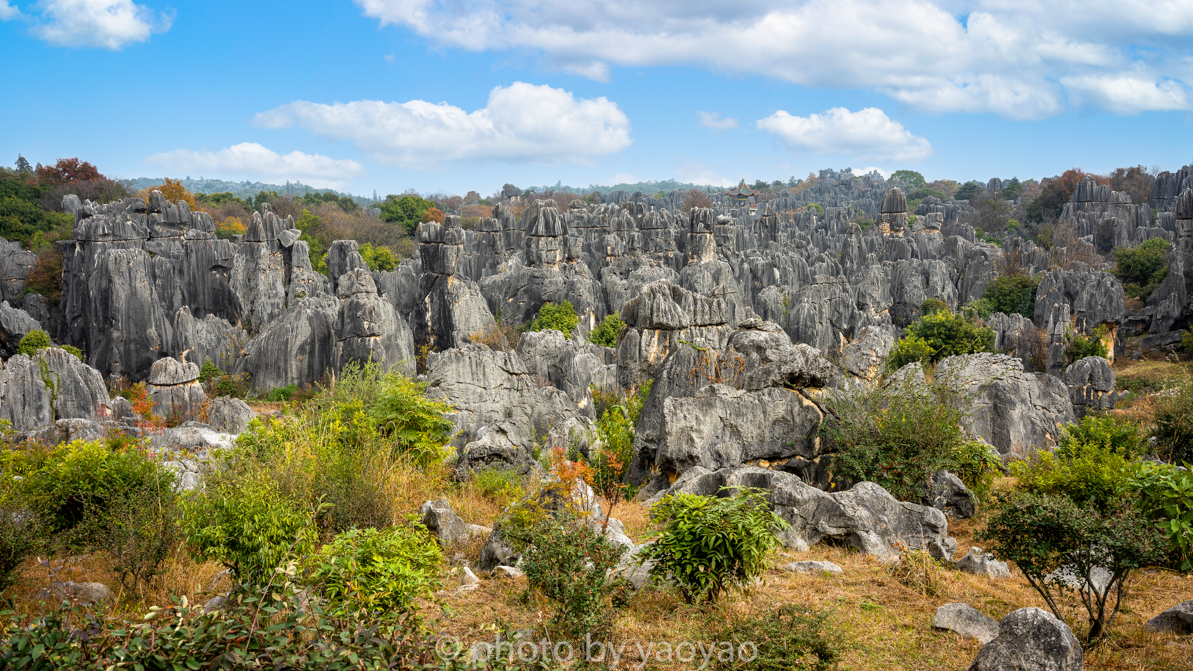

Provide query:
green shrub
left=1068, top=325, right=1110, bottom=363
left=267, top=384, right=298, bottom=402
left=59, top=344, right=81, bottom=360
left=982, top=274, right=1040, bottom=318
left=965, top=297, right=996, bottom=320
left=886, top=309, right=995, bottom=371
left=471, top=468, right=525, bottom=507
left=714, top=605, right=844, bottom=671
left=591, top=381, right=650, bottom=499
left=90, top=466, right=181, bottom=590
left=527, top=301, right=579, bottom=336
left=1113, top=238, right=1169, bottom=300
left=16, top=329, right=51, bottom=356
left=1130, top=461, right=1193, bottom=572
left=1152, top=382, right=1193, bottom=464
left=213, top=373, right=250, bottom=398
left=181, top=471, right=316, bottom=584
left=920, top=298, right=948, bottom=316
left=1012, top=442, right=1134, bottom=516
left=7, top=438, right=170, bottom=537
left=0, top=481, right=41, bottom=592
left=1183, top=330, right=1193, bottom=353
left=587, top=312, right=625, bottom=348
left=1058, top=415, right=1146, bottom=460
left=357, top=242, right=397, bottom=272
left=822, top=375, right=969, bottom=500
left=199, top=358, right=221, bottom=383
left=949, top=440, right=1003, bottom=505
left=641, top=488, right=785, bottom=603
left=309, top=524, right=441, bottom=619
left=370, top=369, right=454, bottom=466
left=503, top=511, right=628, bottom=637
left=977, top=493, right=1167, bottom=643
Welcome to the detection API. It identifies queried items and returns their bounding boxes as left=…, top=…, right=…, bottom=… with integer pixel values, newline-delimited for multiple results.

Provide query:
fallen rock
left=420, top=500, right=471, bottom=546
left=934, top=603, right=999, bottom=644
left=954, top=547, right=1012, bottom=579
left=459, top=567, right=481, bottom=591
left=1144, top=600, right=1193, bottom=635
left=205, top=396, right=254, bottom=434
left=35, top=581, right=115, bottom=606
left=922, top=470, right=976, bottom=519
left=783, top=560, right=843, bottom=575
left=968, top=607, right=1083, bottom=671
left=478, top=527, right=520, bottom=571
left=494, top=565, right=524, bottom=579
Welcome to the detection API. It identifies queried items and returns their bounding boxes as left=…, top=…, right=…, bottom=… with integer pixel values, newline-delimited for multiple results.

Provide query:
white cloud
left=756, top=107, right=934, bottom=163
left=352, top=0, right=1193, bottom=118
left=254, top=82, right=632, bottom=168
left=697, top=112, right=739, bottom=131
left=145, top=143, right=366, bottom=190
left=31, top=0, right=172, bottom=49
left=383, top=53, right=394, bottom=63
left=676, top=160, right=736, bottom=188
left=1061, top=73, right=1191, bottom=114
left=0, top=1, right=20, bottom=20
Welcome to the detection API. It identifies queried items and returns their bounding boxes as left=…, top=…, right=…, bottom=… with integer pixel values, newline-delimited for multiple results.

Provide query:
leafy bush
left=527, top=301, right=578, bottom=336
left=7, top=438, right=170, bottom=537
left=714, top=605, right=843, bottom=671
left=949, top=440, right=1003, bottom=505
left=16, top=329, right=51, bottom=356
left=198, top=358, right=221, bottom=383
left=370, top=369, right=454, bottom=466
left=1152, top=382, right=1193, bottom=464
left=471, top=468, right=525, bottom=508
left=503, top=511, right=628, bottom=637
left=309, top=524, right=441, bottom=618
left=587, top=312, right=625, bottom=348
left=1068, top=324, right=1110, bottom=363
left=1058, top=414, right=1146, bottom=460
left=59, top=344, right=81, bottom=360
left=1012, top=442, right=1133, bottom=516
left=1113, top=238, right=1170, bottom=300
left=1130, top=461, right=1193, bottom=572
left=213, top=373, right=251, bottom=399
left=886, top=309, right=995, bottom=371
left=267, top=384, right=298, bottom=402
left=641, top=488, right=785, bottom=603
left=90, top=466, right=181, bottom=590
left=358, top=242, right=398, bottom=272
left=978, top=493, right=1167, bottom=642
left=982, top=274, right=1040, bottom=318
left=920, top=298, right=948, bottom=316
left=181, top=471, right=316, bottom=584
left=0, top=481, right=41, bottom=592
left=965, top=298, right=995, bottom=320
left=822, top=375, right=969, bottom=500
left=591, top=381, right=650, bottom=500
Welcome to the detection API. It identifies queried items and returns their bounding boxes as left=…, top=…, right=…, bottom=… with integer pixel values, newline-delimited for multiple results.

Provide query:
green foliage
left=213, top=373, right=251, bottom=399
left=267, top=384, right=298, bottom=402
left=890, top=170, right=926, bottom=189
left=471, top=468, right=525, bottom=508
left=301, top=190, right=360, bottom=213
left=977, top=492, right=1167, bottom=642
left=1130, top=461, right=1193, bottom=572
left=822, top=375, right=970, bottom=500
left=1152, top=382, right=1193, bottom=464
left=1058, top=414, right=1147, bottom=460
left=370, top=369, right=455, bottom=466
left=982, top=274, right=1040, bottom=318
left=886, top=309, right=995, bottom=372
left=1069, top=331, right=1110, bottom=362
left=199, top=358, right=221, bottom=382
left=90, top=463, right=181, bottom=590
left=6, top=439, right=171, bottom=537
left=295, top=209, right=329, bottom=274
left=586, top=312, right=625, bottom=348
left=17, top=329, right=51, bottom=356
left=966, top=297, right=995, bottom=320
left=1006, top=218, right=1022, bottom=233
left=0, top=479, right=41, bottom=592
left=591, top=381, right=650, bottom=499
left=309, top=524, right=441, bottom=618
left=1012, top=439, right=1135, bottom=516
left=59, top=344, right=81, bottom=359
left=919, top=298, right=948, bottom=316
left=1183, top=330, right=1193, bottom=353
left=379, top=194, right=434, bottom=235
left=714, top=605, right=843, bottom=671
left=806, top=203, right=825, bottom=216
left=0, top=170, right=74, bottom=243
left=641, top=488, right=786, bottom=603
left=181, top=470, right=316, bottom=584
left=955, top=181, right=985, bottom=201
left=1114, top=238, right=1170, bottom=300
left=950, top=440, right=1003, bottom=505
left=504, top=512, right=628, bottom=637
left=358, top=242, right=398, bottom=272
left=527, top=301, right=579, bottom=336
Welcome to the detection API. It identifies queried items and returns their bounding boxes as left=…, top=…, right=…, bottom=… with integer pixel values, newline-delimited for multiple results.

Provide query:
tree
left=295, top=209, right=329, bottom=274
left=421, top=207, right=445, bottom=224
left=34, top=158, right=102, bottom=186
left=149, top=177, right=195, bottom=208
left=1028, top=169, right=1107, bottom=223
left=1002, top=177, right=1023, bottom=200
left=955, top=181, right=985, bottom=201
left=890, top=170, right=926, bottom=189
left=682, top=190, right=712, bottom=213
left=15, top=156, right=31, bottom=174
left=379, top=194, right=434, bottom=235
left=1109, top=165, right=1155, bottom=206
left=1113, top=238, right=1170, bottom=300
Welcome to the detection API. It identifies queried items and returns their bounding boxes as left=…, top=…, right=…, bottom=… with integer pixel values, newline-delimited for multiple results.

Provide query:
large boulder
left=147, top=357, right=206, bottom=421
left=934, top=603, right=999, bottom=644
left=936, top=354, right=1074, bottom=457
left=0, top=301, right=41, bottom=358
left=1144, top=600, right=1193, bottom=635
left=967, top=607, right=1082, bottom=671
left=0, top=348, right=109, bottom=432
left=1062, top=357, right=1115, bottom=418
left=205, top=396, right=254, bottom=434
left=663, top=466, right=955, bottom=560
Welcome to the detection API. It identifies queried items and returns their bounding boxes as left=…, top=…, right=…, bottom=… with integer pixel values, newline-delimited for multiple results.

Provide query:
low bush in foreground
left=641, top=488, right=785, bottom=603
left=714, top=604, right=843, bottom=671
left=309, top=524, right=442, bottom=619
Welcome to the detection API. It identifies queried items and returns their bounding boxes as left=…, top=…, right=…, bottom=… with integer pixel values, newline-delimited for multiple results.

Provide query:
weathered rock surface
left=0, top=301, right=41, bottom=358
left=934, top=603, right=1000, bottom=644
left=1063, top=356, right=1116, bottom=418
left=1143, top=600, right=1193, bottom=635
left=0, top=348, right=109, bottom=431
left=147, top=357, right=206, bottom=421
left=783, top=560, right=843, bottom=575
left=205, top=396, right=254, bottom=434
left=968, top=607, right=1082, bottom=671
left=922, top=470, right=976, bottom=519
left=420, top=500, right=472, bottom=546
left=954, top=547, right=1012, bottom=578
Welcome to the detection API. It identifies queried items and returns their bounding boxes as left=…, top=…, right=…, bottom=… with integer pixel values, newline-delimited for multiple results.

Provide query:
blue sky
left=3, top=0, right=1193, bottom=196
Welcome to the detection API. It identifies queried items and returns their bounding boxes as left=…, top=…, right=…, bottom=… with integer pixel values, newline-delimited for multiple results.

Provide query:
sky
left=3, top=0, right=1193, bottom=197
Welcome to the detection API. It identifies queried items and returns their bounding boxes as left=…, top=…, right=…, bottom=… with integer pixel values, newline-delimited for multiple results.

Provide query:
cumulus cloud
left=697, top=112, right=739, bottom=131
left=352, top=0, right=1193, bottom=118
left=145, top=143, right=366, bottom=190
left=756, top=107, right=933, bottom=163
left=1061, top=73, right=1191, bottom=114
left=254, top=82, right=632, bottom=168
left=0, top=1, right=20, bottom=20
left=30, top=0, right=172, bottom=49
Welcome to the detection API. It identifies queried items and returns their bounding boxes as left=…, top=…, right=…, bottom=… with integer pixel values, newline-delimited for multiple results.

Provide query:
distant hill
left=121, top=177, right=377, bottom=206
left=529, top=179, right=722, bottom=195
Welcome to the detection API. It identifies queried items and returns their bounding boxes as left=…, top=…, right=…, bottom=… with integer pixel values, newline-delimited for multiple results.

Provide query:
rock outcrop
left=147, top=357, right=206, bottom=421
left=0, top=347, right=109, bottom=432
left=967, top=608, right=1083, bottom=671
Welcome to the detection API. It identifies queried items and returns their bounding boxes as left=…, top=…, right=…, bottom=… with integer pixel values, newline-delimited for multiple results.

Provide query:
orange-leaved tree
left=34, top=158, right=103, bottom=186
left=148, top=177, right=196, bottom=209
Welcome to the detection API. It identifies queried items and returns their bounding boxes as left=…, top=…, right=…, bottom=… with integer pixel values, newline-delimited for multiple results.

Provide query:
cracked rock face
left=147, top=357, right=206, bottom=422
left=968, top=607, right=1083, bottom=671
left=0, top=348, right=109, bottom=432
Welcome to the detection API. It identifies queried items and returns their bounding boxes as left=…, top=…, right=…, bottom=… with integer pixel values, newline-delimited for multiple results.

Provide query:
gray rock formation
left=662, top=466, right=954, bottom=560
left=934, top=603, right=1000, bottom=644
left=413, top=218, right=497, bottom=351
left=1143, top=600, right=1193, bottom=635
left=783, top=560, right=843, bottom=575
left=1062, top=357, right=1115, bottom=418
left=954, top=546, right=1012, bottom=578
left=841, top=324, right=896, bottom=379
left=238, top=295, right=338, bottom=391
left=936, top=354, right=1074, bottom=456
left=967, top=607, right=1082, bottom=671
left=0, top=301, right=41, bottom=358
left=0, top=347, right=109, bottom=431
left=205, top=396, right=254, bottom=434
left=922, top=470, right=976, bottom=519
left=420, top=499, right=472, bottom=546
left=334, top=267, right=415, bottom=376
left=147, top=357, right=206, bottom=421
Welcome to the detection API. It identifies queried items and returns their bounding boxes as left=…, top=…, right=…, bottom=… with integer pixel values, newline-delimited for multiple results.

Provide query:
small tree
left=527, top=301, right=579, bottom=335
left=587, top=312, right=625, bottom=348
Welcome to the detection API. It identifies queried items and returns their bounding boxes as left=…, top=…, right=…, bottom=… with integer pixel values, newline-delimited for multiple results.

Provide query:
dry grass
left=1111, top=357, right=1192, bottom=426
